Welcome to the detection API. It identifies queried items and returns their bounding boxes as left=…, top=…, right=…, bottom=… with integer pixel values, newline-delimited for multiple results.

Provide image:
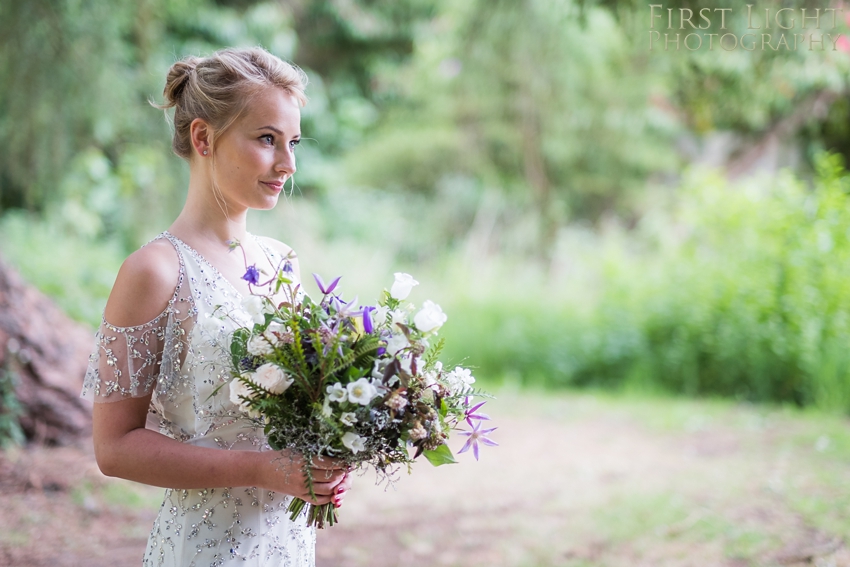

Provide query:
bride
left=81, top=47, right=352, bottom=566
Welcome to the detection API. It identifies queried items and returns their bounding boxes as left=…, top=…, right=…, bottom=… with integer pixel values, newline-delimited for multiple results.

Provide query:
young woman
left=81, top=47, right=352, bottom=566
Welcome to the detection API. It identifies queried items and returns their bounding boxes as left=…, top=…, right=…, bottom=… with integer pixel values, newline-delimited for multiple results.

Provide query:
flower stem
left=287, top=498, right=339, bottom=529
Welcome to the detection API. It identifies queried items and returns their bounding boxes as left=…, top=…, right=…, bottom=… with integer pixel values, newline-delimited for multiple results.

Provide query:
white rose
left=326, top=382, right=348, bottom=403
left=340, top=412, right=358, bottom=426
left=252, top=363, right=293, bottom=394
left=241, top=295, right=272, bottom=325
left=347, top=377, right=378, bottom=406
left=413, top=300, right=447, bottom=333
left=341, top=431, right=366, bottom=454
left=390, top=273, right=419, bottom=300
left=229, top=378, right=255, bottom=412
left=247, top=335, right=274, bottom=356
left=385, top=334, right=409, bottom=356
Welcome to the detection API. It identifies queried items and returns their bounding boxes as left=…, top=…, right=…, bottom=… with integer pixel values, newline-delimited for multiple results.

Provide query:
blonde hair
left=155, top=47, right=308, bottom=160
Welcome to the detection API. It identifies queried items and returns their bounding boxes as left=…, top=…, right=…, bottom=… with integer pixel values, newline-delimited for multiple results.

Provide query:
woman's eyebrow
left=256, top=125, right=284, bottom=135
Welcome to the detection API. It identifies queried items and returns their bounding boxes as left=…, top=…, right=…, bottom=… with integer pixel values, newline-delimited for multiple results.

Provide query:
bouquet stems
left=287, top=497, right=339, bottom=529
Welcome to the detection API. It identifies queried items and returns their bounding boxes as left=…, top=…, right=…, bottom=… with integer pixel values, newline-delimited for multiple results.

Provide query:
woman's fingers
left=310, top=476, right=345, bottom=496
left=309, top=466, right=346, bottom=484
left=311, top=455, right=345, bottom=470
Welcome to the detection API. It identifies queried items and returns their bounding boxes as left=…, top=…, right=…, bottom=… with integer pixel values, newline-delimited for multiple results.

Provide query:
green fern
left=423, top=336, right=446, bottom=370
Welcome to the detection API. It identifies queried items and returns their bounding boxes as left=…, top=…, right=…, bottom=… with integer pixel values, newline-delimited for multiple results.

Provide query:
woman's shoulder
left=255, top=235, right=295, bottom=257
left=255, top=235, right=302, bottom=281
left=103, top=235, right=182, bottom=327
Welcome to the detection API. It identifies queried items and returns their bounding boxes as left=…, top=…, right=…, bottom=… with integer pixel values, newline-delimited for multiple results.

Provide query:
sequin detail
left=81, top=232, right=314, bottom=566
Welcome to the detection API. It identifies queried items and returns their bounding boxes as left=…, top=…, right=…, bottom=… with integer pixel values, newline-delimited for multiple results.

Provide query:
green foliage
left=422, top=443, right=457, bottom=466
left=0, top=212, right=125, bottom=327
left=441, top=154, right=850, bottom=412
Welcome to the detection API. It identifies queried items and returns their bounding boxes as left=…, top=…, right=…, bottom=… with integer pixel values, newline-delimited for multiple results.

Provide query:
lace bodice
left=81, top=231, right=315, bottom=566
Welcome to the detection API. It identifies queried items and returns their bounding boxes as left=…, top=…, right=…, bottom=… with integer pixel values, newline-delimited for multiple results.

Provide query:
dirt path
left=2, top=392, right=849, bottom=566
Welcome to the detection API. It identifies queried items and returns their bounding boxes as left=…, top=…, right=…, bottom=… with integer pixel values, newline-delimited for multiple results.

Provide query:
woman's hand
left=254, top=451, right=352, bottom=506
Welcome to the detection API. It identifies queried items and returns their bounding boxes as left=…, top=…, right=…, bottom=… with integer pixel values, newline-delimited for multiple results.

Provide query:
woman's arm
left=92, top=241, right=350, bottom=505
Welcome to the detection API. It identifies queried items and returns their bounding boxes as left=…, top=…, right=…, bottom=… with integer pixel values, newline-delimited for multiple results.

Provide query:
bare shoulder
left=103, top=237, right=181, bottom=327
left=256, top=236, right=302, bottom=281
left=256, top=236, right=296, bottom=259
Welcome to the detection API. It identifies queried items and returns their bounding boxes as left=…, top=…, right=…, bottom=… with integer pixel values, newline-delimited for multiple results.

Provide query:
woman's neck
left=170, top=174, right=249, bottom=249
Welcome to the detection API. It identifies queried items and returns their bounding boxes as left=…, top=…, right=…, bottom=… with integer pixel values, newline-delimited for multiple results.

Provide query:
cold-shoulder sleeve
left=81, top=236, right=194, bottom=404
left=81, top=307, right=180, bottom=403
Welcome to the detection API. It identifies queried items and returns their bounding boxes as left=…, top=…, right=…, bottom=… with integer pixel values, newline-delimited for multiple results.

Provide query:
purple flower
left=362, top=306, right=375, bottom=334
left=463, top=401, right=491, bottom=427
left=457, top=420, right=498, bottom=461
left=313, top=273, right=341, bottom=295
left=242, top=264, right=260, bottom=285
left=283, top=261, right=294, bottom=274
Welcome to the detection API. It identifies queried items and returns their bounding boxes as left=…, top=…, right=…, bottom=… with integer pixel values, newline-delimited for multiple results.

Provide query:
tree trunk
left=0, top=256, right=92, bottom=446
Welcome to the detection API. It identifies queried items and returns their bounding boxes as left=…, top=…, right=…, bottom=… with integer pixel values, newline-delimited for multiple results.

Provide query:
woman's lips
left=261, top=181, right=284, bottom=192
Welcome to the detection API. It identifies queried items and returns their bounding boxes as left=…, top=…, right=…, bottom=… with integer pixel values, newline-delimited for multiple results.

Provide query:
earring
left=203, top=150, right=208, bottom=155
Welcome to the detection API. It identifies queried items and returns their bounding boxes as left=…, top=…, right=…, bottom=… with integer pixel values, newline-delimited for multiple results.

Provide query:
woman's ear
left=189, top=118, right=212, bottom=157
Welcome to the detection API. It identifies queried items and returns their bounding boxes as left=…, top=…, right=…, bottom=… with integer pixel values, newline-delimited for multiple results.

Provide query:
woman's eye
left=261, top=134, right=274, bottom=145
left=290, top=139, right=301, bottom=149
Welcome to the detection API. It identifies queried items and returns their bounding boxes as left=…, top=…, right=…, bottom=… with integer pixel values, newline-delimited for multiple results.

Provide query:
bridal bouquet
left=217, top=243, right=497, bottom=528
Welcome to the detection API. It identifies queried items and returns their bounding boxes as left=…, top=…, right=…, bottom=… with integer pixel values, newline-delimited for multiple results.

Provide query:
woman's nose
left=276, top=147, right=296, bottom=175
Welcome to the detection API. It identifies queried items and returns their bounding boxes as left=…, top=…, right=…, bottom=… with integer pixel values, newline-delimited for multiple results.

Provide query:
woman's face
left=210, top=87, right=301, bottom=211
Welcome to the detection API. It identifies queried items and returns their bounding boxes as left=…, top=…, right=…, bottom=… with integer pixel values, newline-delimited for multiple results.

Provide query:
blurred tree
left=583, top=0, right=850, bottom=170
left=339, top=0, right=677, bottom=258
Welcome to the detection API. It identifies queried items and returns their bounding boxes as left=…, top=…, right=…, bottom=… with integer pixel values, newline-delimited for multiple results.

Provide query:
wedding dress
left=81, top=231, right=315, bottom=566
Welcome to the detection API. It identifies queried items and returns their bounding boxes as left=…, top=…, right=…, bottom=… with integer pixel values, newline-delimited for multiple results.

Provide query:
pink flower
left=457, top=420, right=498, bottom=461
left=463, top=400, right=491, bottom=427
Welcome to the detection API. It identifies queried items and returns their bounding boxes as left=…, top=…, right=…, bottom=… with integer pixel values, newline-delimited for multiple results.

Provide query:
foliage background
left=3, top=0, right=850, bottom=413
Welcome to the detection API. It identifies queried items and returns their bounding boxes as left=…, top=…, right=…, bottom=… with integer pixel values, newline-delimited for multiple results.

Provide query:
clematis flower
left=332, top=295, right=360, bottom=317
left=463, top=400, right=491, bottom=427
left=341, top=431, right=366, bottom=454
left=458, top=420, right=498, bottom=461
left=313, top=273, right=341, bottom=296
left=326, top=382, right=348, bottom=403
left=347, top=377, right=378, bottom=405
left=390, top=273, right=419, bottom=300
left=242, top=264, right=260, bottom=285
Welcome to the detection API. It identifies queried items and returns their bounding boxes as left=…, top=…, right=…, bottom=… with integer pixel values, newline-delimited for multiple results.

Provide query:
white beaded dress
left=81, top=231, right=315, bottom=567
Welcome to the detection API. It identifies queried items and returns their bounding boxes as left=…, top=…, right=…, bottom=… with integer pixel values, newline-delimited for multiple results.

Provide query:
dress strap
left=149, top=231, right=187, bottom=307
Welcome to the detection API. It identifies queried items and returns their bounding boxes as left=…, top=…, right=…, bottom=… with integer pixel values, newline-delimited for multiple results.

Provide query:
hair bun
left=161, top=56, right=200, bottom=108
